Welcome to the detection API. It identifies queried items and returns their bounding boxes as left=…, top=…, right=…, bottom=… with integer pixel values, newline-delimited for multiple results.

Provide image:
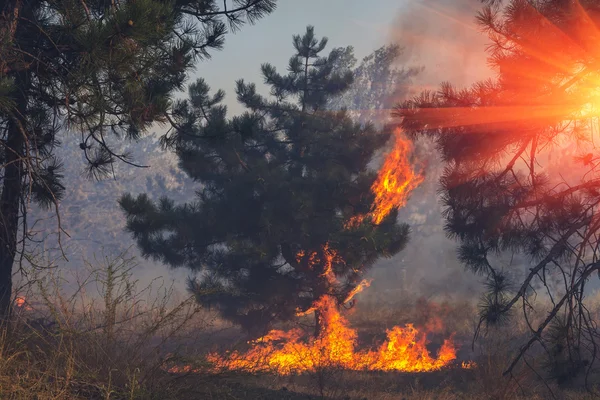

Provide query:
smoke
left=364, top=0, right=495, bottom=303
left=390, top=0, right=492, bottom=93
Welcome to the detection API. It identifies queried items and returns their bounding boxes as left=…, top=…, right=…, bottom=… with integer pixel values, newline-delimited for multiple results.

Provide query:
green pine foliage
left=120, top=26, right=410, bottom=334
left=0, top=0, right=276, bottom=317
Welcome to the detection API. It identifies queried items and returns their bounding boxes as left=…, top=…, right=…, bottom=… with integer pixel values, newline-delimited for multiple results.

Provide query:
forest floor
left=155, top=369, right=597, bottom=400
left=1, top=302, right=597, bottom=400
left=2, top=257, right=599, bottom=399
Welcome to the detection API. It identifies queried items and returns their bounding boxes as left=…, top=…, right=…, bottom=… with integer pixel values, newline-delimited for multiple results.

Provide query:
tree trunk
left=0, top=110, right=24, bottom=321
left=0, top=69, right=26, bottom=322
left=0, top=0, right=26, bottom=325
left=314, top=309, right=322, bottom=338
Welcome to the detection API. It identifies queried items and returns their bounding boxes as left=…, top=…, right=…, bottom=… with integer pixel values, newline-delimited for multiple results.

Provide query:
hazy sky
left=190, top=0, right=491, bottom=115
left=192, top=0, right=406, bottom=115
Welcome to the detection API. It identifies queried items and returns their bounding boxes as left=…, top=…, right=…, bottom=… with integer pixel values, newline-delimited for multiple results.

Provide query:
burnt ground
left=169, top=367, right=479, bottom=400
left=170, top=373, right=323, bottom=399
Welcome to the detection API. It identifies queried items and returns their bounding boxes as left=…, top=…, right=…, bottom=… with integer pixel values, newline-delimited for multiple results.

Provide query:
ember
left=15, top=296, right=25, bottom=308
left=15, top=296, right=32, bottom=311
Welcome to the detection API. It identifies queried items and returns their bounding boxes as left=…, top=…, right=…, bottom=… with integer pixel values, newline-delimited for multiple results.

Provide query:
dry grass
left=1, top=256, right=599, bottom=399
left=0, top=252, right=227, bottom=399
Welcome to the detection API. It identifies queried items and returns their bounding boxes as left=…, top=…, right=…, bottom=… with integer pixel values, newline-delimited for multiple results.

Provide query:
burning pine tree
left=120, top=26, right=418, bottom=336
left=204, top=244, right=459, bottom=375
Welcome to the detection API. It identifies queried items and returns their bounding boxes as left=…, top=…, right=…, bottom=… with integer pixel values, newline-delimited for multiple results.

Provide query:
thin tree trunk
left=0, top=106, right=24, bottom=321
left=0, top=34, right=27, bottom=321
left=314, top=309, right=322, bottom=338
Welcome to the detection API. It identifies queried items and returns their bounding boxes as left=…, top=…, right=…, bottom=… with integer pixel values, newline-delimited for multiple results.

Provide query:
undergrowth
left=0, top=251, right=214, bottom=399
left=1, top=253, right=599, bottom=399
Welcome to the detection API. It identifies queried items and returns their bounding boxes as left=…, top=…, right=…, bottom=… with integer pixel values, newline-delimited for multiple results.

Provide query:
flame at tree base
left=170, top=130, right=472, bottom=377
left=206, top=296, right=459, bottom=375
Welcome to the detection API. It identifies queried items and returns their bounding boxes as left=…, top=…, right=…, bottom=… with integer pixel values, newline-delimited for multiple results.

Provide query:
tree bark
left=0, top=0, right=26, bottom=320
left=0, top=79, right=25, bottom=321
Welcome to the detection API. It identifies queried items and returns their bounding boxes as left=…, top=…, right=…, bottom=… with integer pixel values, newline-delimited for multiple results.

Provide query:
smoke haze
left=391, top=0, right=492, bottom=92
left=364, top=0, right=495, bottom=303
left=29, top=0, right=499, bottom=305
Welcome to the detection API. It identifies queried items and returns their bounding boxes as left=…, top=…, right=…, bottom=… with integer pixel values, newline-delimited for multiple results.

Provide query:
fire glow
left=15, top=296, right=32, bottom=311
left=346, top=129, right=424, bottom=228
left=193, top=134, right=469, bottom=376
left=206, top=295, right=457, bottom=375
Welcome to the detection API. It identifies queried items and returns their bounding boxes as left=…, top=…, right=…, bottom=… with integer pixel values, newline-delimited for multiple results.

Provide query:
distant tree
left=120, top=26, right=410, bottom=335
left=398, top=0, right=600, bottom=385
left=0, top=0, right=276, bottom=320
left=328, top=44, right=422, bottom=126
left=28, top=134, right=198, bottom=268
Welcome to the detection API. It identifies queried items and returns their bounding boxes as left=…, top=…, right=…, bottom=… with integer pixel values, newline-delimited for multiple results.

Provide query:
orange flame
left=345, top=129, right=423, bottom=228
left=341, top=279, right=371, bottom=304
left=206, top=295, right=458, bottom=375
left=15, top=296, right=32, bottom=311
left=370, top=129, right=424, bottom=224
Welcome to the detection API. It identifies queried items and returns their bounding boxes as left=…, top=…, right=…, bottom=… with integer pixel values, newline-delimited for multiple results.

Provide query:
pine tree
left=0, top=0, right=276, bottom=320
left=398, top=0, right=600, bottom=381
left=120, top=26, right=410, bottom=335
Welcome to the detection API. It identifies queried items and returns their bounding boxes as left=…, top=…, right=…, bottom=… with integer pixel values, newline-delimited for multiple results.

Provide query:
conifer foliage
left=120, top=27, right=410, bottom=334
left=398, top=0, right=600, bottom=383
left=0, top=0, right=276, bottom=319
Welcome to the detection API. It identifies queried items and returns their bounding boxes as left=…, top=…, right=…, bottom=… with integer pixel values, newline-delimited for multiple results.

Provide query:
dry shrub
left=0, top=250, right=215, bottom=399
left=4, top=256, right=587, bottom=400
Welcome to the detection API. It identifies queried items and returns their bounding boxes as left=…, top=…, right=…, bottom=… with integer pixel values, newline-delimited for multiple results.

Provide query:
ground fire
left=166, top=130, right=472, bottom=376
left=205, top=294, right=458, bottom=375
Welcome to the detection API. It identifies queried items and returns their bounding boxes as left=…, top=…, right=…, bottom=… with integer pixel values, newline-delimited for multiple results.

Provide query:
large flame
left=370, top=129, right=424, bottom=224
left=206, top=295, right=457, bottom=375
left=346, top=129, right=424, bottom=229
left=204, top=245, right=461, bottom=375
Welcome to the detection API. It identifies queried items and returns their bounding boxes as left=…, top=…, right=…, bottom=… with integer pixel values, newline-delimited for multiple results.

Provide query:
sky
left=190, top=0, right=492, bottom=116
left=192, top=0, right=415, bottom=115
